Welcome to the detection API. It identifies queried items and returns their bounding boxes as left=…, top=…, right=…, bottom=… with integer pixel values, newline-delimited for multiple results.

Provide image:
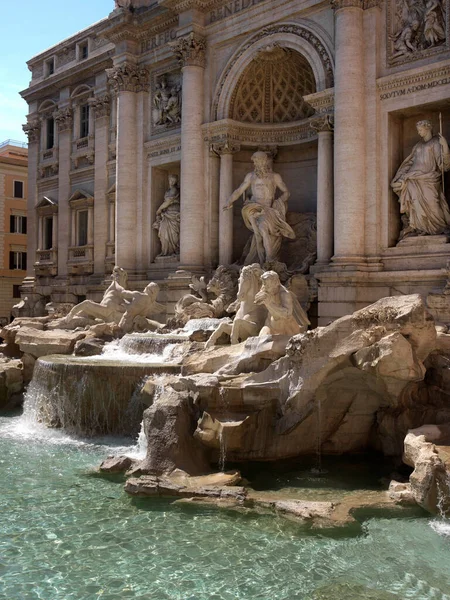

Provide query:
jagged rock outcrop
left=138, top=294, right=444, bottom=468
left=137, top=386, right=211, bottom=476
left=0, top=359, right=24, bottom=409
left=14, top=327, right=87, bottom=359
left=403, top=428, right=450, bottom=515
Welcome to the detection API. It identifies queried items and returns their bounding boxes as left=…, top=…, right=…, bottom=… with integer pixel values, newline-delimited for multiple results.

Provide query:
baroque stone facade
left=19, top=0, right=450, bottom=322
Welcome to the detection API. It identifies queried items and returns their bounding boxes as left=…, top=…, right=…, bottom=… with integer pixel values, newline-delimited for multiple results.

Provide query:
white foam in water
left=85, top=339, right=178, bottom=364
left=430, top=520, right=450, bottom=537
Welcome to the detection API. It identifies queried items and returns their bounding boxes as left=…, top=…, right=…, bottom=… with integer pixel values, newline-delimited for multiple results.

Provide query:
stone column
left=52, top=214, right=58, bottom=249
left=23, top=120, right=41, bottom=275
left=311, top=116, right=334, bottom=266
left=171, top=33, right=207, bottom=270
left=54, top=107, right=73, bottom=277
left=92, top=94, right=110, bottom=276
left=107, top=64, right=149, bottom=272
left=331, top=0, right=366, bottom=267
left=214, top=141, right=240, bottom=265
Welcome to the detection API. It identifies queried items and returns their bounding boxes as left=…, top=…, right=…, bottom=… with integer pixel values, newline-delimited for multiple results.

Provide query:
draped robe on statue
left=391, top=136, right=450, bottom=235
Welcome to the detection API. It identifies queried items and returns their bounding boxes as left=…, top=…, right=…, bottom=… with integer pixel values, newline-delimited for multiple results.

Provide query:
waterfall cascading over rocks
left=24, top=354, right=181, bottom=437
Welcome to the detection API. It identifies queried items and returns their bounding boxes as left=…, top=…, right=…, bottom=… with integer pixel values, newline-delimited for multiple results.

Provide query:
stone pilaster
left=213, top=141, right=240, bottom=266
left=107, top=64, right=149, bottom=272
left=331, top=0, right=367, bottom=268
left=311, top=115, right=334, bottom=266
left=92, top=95, right=110, bottom=276
left=55, top=107, right=73, bottom=277
left=23, top=120, right=40, bottom=276
left=170, top=33, right=207, bottom=269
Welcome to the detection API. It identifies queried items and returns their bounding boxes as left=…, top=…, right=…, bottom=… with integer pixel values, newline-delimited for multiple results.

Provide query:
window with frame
left=13, top=181, right=24, bottom=198
left=9, top=252, right=27, bottom=270
left=78, top=210, right=88, bottom=246
left=46, top=118, right=55, bottom=150
left=80, top=43, right=88, bottom=60
left=10, top=215, right=27, bottom=234
left=80, top=104, right=90, bottom=138
left=44, top=217, right=53, bottom=249
left=13, top=285, right=21, bottom=299
left=46, top=58, right=55, bottom=77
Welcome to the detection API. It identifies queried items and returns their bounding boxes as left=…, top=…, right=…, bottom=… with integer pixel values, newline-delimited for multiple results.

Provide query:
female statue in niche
left=391, top=119, right=450, bottom=239
left=153, top=174, right=180, bottom=257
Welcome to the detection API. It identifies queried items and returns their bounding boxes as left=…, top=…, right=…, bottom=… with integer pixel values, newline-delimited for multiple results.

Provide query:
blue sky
left=0, top=0, right=112, bottom=143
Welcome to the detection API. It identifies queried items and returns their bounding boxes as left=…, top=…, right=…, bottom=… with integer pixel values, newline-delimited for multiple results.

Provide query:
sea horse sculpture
left=205, top=263, right=267, bottom=347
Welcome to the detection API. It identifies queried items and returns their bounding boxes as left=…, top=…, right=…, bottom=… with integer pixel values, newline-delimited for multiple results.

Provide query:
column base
left=329, top=255, right=371, bottom=272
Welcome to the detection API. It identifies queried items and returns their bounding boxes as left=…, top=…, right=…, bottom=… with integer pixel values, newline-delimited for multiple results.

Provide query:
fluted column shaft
left=332, top=0, right=366, bottom=265
left=312, top=117, right=334, bottom=265
left=171, top=33, right=207, bottom=269
left=107, top=63, right=149, bottom=272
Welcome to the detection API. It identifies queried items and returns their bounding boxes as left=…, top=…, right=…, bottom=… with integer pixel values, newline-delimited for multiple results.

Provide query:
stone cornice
left=170, top=32, right=206, bottom=68
left=101, top=7, right=177, bottom=44
left=303, top=88, right=334, bottom=115
left=377, top=62, right=450, bottom=100
left=158, top=0, right=213, bottom=12
left=21, top=56, right=114, bottom=103
left=106, top=64, right=150, bottom=92
left=203, top=118, right=318, bottom=146
left=331, top=0, right=381, bottom=9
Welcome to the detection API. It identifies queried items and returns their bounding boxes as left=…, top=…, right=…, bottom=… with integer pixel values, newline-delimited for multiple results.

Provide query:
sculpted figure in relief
left=205, top=263, right=267, bottom=348
left=254, top=271, right=310, bottom=336
left=153, top=78, right=181, bottom=126
left=63, top=266, right=129, bottom=325
left=424, top=0, right=446, bottom=46
left=224, top=151, right=295, bottom=265
left=391, top=119, right=450, bottom=238
left=118, top=283, right=165, bottom=333
left=153, top=174, right=180, bottom=257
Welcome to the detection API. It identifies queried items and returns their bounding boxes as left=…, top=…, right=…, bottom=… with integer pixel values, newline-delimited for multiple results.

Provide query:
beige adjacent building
left=0, top=141, right=28, bottom=325
left=19, top=0, right=450, bottom=322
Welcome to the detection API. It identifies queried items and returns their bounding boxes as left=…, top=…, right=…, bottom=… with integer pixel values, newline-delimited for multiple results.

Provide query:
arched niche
left=213, top=22, right=334, bottom=122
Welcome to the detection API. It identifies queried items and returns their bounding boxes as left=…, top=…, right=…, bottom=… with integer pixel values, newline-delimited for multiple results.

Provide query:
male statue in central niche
left=224, top=151, right=295, bottom=264
left=391, top=119, right=450, bottom=239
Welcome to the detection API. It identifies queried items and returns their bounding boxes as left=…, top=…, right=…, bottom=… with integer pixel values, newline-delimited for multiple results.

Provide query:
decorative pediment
left=37, top=196, right=58, bottom=208
left=36, top=196, right=58, bottom=215
left=68, top=189, right=94, bottom=208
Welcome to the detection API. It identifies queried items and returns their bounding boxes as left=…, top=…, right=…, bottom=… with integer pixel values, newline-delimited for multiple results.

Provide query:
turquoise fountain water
left=1, top=407, right=450, bottom=600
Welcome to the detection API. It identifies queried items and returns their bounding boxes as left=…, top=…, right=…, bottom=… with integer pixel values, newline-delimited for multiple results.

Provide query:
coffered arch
left=212, top=22, right=334, bottom=122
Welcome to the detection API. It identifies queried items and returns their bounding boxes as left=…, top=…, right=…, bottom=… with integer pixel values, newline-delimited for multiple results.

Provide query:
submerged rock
left=138, top=386, right=210, bottom=476
left=99, top=455, right=137, bottom=473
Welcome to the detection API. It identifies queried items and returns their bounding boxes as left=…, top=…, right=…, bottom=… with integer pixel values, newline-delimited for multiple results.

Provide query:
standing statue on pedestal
left=391, top=119, right=450, bottom=239
left=223, top=151, right=295, bottom=265
left=153, top=174, right=180, bottom=257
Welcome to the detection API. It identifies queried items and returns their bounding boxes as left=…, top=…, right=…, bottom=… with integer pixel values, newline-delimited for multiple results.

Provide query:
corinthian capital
left=106, top=64, right=150, bottom=93
left=91, top=94, right=111, bottom=119
left=330, top=0, right=364, bottom=9
left=212, top=140, right=241, bottom=156
left=54, top=107, right=73, bottom=133
left=170, top=33, right=206, bottom=68
left=22, top=119, right=41, bottom=143
left=310, top=114, right=334, bottom=133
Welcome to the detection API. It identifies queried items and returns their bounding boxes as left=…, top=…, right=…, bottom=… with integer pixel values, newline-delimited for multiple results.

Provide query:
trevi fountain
left=4, top=0, right=450, bottom=597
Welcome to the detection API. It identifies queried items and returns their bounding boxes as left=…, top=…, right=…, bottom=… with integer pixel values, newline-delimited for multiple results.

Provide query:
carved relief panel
left=387, top=0, right=449, bottom=67
left=151, top=70, right=182, bottom=133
